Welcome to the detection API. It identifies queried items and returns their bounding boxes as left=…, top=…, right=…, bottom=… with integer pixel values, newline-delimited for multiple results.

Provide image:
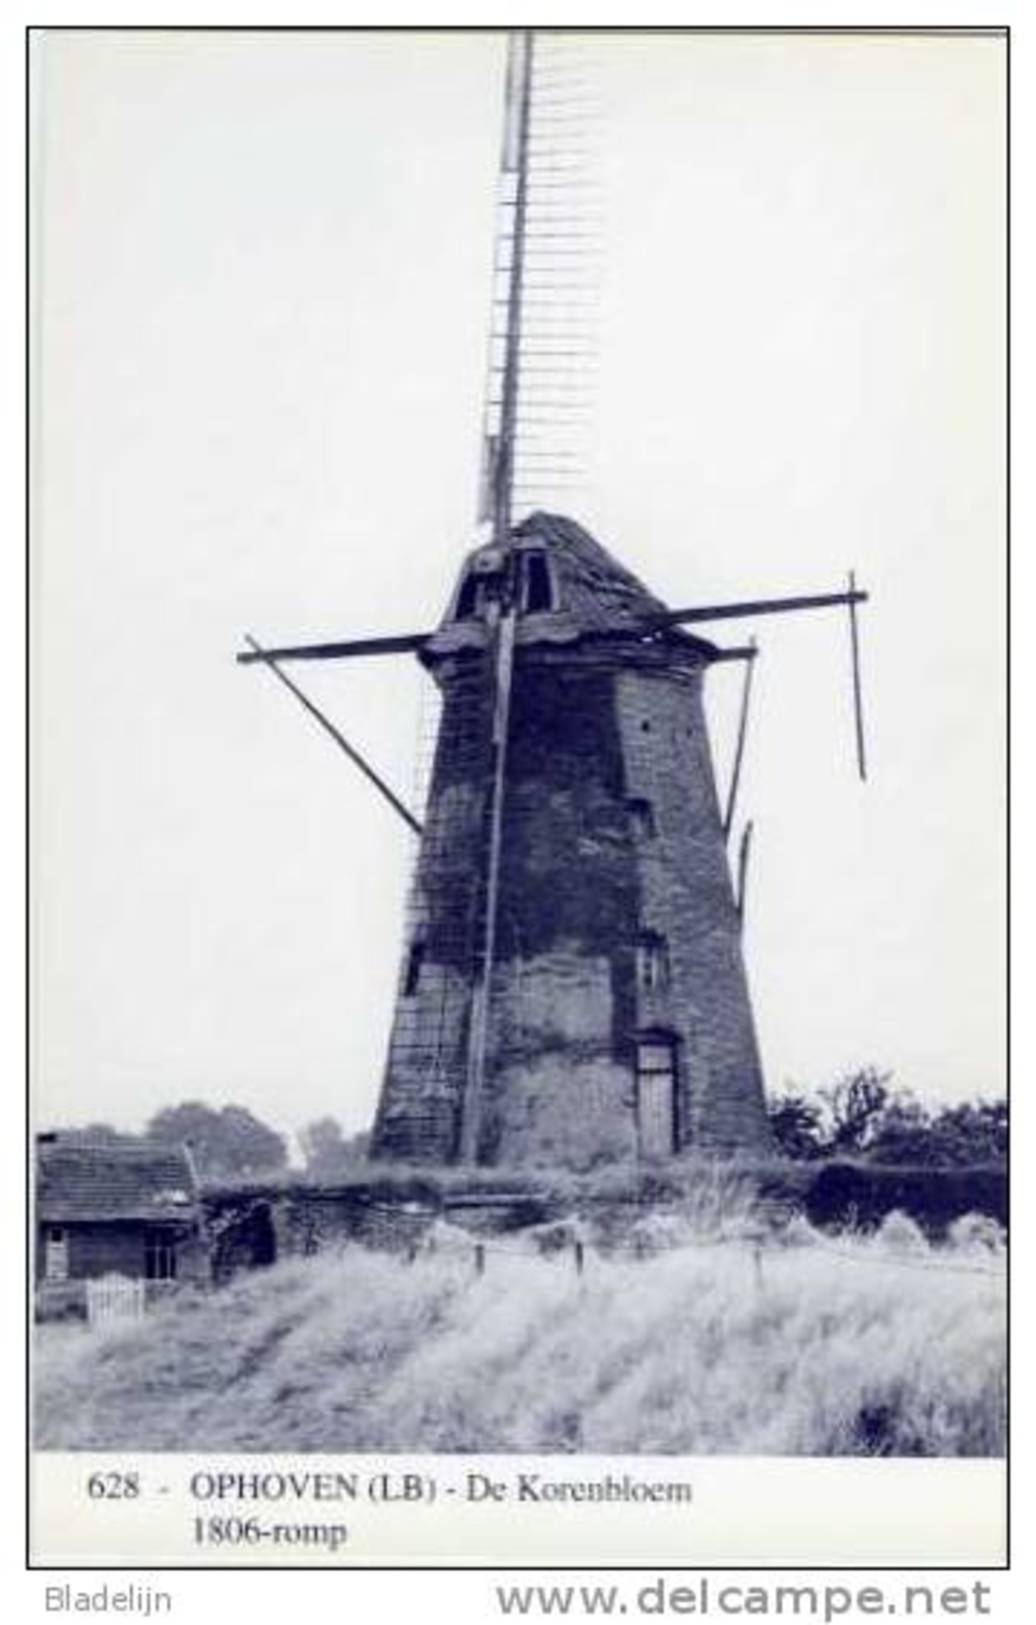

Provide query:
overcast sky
left=32, top=29, right=1005, bottom=1146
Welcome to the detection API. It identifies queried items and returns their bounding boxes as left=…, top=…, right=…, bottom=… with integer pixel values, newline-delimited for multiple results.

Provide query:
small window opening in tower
left=636, top=931, right=670, bottom=993
left=627, top=797, right=656, bottom=839
left=403, top=941, right=426, bottom=997
left=455, top=571, right=480, bottom=621
left=522, top=551, right=555, bottom=614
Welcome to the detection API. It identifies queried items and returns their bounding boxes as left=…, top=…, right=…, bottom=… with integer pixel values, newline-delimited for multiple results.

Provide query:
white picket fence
left=86, top=1273, right=146, bottom=1328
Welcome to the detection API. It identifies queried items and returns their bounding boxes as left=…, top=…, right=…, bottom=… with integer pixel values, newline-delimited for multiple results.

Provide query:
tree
left=217, top=1106, right=290, bottom=1176
left=864, top=1092, right=934, bottom=1165
left=767, top=1091, right=825, bottom=1160
left=298, top=1117, right=370, bottom=1178
left=146, top=1101, right=287, bottom=1178
left=819, top=1067, right=892, bottom=1155
left=298, top=1116, right=345, bottom=1174
left=770, top=1070, right=1007, bottom=1168
left=923, top=1099, right=1007, bottom=1166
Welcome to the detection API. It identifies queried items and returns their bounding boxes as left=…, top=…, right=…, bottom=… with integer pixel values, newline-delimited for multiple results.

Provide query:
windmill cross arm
left=660, top=587, right=868, bottom=627
left=236, top=631, right=430, bottom=664
left=707, top=643, right=758, bottom=663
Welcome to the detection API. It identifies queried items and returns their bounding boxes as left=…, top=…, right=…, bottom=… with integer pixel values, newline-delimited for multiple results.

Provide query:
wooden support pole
left=459, top=605, right=517, bottom=1163
left=458, top=31, right=533, bottom=1164
left=847, top=569, right=868, bottom=782
left=736, top=820, right=754, bottom=932
left=243, top=635, right=423, bottom=836
left=722, top=638, right=757, bottom=840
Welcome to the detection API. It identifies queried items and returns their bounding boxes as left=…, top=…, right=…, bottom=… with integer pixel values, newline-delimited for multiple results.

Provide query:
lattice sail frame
left=478, top=33, right=604, bottom=539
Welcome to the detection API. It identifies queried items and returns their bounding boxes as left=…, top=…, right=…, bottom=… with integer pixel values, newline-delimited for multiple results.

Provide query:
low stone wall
left=203, top=1186, right=442, bottom=1279
left=200, top=1159, right=1008, bottom=1280
left=201, top=1180, right=559, bottom=1277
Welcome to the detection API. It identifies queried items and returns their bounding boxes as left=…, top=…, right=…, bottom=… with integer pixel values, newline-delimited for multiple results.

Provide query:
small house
left=35, top=1135, right=209, bottom=1313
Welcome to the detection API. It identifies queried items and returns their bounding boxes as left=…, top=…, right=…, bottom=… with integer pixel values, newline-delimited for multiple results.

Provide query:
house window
left=44, top=1225, right=68, bottom=1282
left=635, top=1035, right=678, bottom=1157
left=636, top=931, right=670, bottom=993
left=627, top=797, right=656, bottom=839
left=455, top=571, right=480, bottom=620
left=145, top=1229, right=177, bottom=1282
left=403, top=941, right=426, bottom=997
left=522, top=551, right=554, bottom=614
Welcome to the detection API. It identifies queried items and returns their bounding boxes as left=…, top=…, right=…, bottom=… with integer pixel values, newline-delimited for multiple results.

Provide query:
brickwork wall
left=488, top=950, right=637, bottom=1165
left=615, top=667, right=772, bottom=1155
left=483, top=652, right=643, bottom=1163
left=371, top=636, right=771, bottom=1166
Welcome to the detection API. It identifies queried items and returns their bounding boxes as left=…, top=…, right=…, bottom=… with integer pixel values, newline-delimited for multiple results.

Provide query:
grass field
left=34, top=1215, right=1005, bottom=1456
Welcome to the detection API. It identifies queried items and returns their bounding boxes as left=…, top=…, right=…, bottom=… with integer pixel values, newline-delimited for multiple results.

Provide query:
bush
left=946, top=1213, right=1006, bottom=1256
left=872, top=1210, right=929, bottom=1255
left=804, top=1161, right=1007, bottom=1238
left=626, top=1210, right=696, bottom=1255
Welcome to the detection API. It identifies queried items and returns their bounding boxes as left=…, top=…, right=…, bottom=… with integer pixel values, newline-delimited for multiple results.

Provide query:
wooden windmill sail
left=238, top=31, right=869, bottom=1167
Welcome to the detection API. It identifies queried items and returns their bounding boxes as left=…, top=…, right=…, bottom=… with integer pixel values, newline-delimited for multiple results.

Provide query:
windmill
left=238, top=32, right=869, bottom=1167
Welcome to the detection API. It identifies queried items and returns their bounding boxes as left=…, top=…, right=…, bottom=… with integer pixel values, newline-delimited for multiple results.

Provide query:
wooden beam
left=847, top=569, right=868, bottom=781
left=243, top=635, right=423, bottom=836
left=722, top=639, right=757, bottom=839
left=237, top=631, right=429, bottom=665
left=459, top=30, right=534, bottom=1163
left=707, top=644, right=758, bottom=664
left=736, top=820, right=754, bottom=931
left=494, top=29, right=535, bottom=545
left=459, top=604, right=517, bottom=1164
left=661, top=588, right=868, bottom=627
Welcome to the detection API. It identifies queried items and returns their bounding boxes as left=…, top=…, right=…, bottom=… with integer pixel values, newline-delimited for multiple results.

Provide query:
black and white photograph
left=29, top=23, right=1006, bottom=1565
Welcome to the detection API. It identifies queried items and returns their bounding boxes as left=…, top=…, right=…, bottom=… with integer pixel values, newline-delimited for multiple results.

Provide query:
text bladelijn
left=45, top=1586, right=172, bottom=1616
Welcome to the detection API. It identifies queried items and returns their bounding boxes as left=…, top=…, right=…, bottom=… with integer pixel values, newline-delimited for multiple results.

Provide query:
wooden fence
left=86, top=1274, right=146, bottom=1328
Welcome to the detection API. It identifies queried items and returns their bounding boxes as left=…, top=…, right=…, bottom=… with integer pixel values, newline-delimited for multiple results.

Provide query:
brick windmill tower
left=238, top=33, right=868, bottom=1167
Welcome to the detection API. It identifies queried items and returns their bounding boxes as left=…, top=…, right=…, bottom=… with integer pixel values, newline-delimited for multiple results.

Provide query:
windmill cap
left=422, top=511, right=719, bottom=663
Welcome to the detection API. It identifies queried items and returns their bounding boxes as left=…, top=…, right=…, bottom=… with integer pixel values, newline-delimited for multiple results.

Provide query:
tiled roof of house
left=36, top=1138, right=200, bottom=1223
left=423, top=512, right=719, bottom=662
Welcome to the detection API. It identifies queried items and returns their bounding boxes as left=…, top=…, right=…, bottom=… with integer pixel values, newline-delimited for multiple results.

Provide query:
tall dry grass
left=34, top=1214, right=1004, bottom=1456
